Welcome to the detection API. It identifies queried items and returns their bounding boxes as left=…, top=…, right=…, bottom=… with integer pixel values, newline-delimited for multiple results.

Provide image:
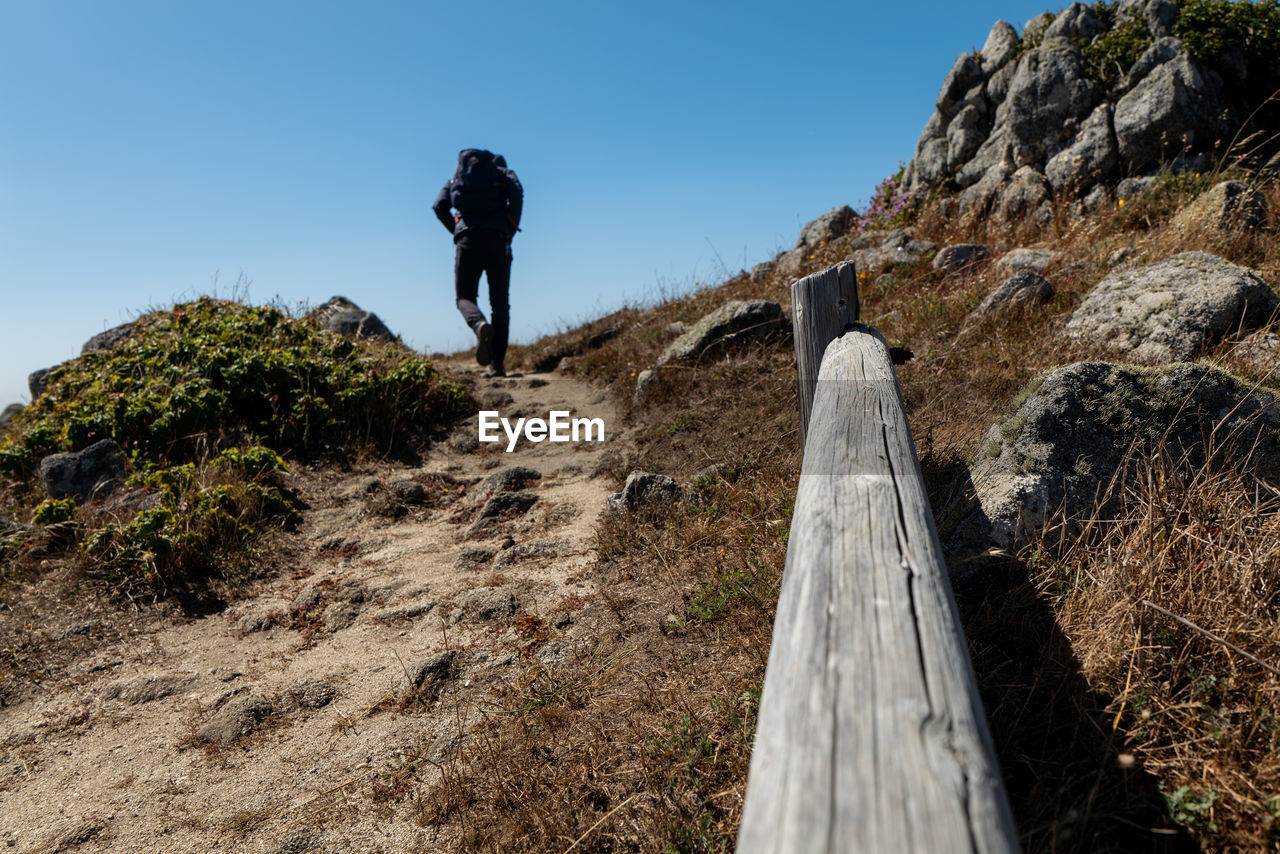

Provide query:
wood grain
left=737, top=327, right=1019, bottom=854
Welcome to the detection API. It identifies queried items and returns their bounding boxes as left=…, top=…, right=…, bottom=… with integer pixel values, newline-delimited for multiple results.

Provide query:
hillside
left=4, top=1, right=1280, bottom=851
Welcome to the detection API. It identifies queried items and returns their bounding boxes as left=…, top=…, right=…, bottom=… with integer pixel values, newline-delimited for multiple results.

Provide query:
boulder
left=1043, top=2, right=1106, bottom=42
left=997, top=248, right=1058, bottom=274
left=969, top=361, right=1280, bottom=546
left=993, top=166, right=1052, bottom=224
left=968, top=270, right=1053, bottom=323
left=847, top=232, right=935, bottom=277
left=1123, top=37, right=1183, bottom=90
left=935, top=53, right=985, bottom=118
left=1064, top=252, right=1278, bottom=362
left=38, top=438, right=127, bottom=501
left=1116, top=175, right=1159, bottom=201
left=1045, top=103, right=1119, bottom=195
left=931, top=244, right=991, bottom=273
left=476, top=466, right=541, bottom=501
left=28, top=366, right=57, bottom=400
left=947, top=104, right=990, bottom=172
left=606, top=471, right=684, bottom=513
left=958, top=162, right=1012, bottom=213
left=980, top=21, right=1020, bottom=74
left=456, top=587, right=518, bottom=622
left=1146, top=0, right=1178, bottom=37
left=795, top=206, right=856, bottom=249
left=81, top=321, right=139, bottom=354
left=1172, top=180, right=1270, bottom=233
left=1114, top=54, right=1225, bottom=171
left=655, top=300, right=785, bottom=366
left=996, top=38, right=1105, bottom=169
left=308, top=296, right=395, bottom=342
left=0, top=403, right=22, bottom=428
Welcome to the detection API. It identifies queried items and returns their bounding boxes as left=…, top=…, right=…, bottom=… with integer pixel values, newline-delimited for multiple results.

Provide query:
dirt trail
left=0, top=361, right=624, bottom=853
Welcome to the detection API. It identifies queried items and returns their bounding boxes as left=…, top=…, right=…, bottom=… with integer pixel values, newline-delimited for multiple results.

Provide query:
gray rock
left=321, top=601, right=360, bottom=631
left=1146, top=0, right=1178, bottom=36
left=1114, top=54, right=1225, bottom=171
left=286, top=678, right=339, bottom=709
left=388, top=479, right=426, bottom=504
left=1123, top=37, right=1183, bottom=90
left=655, top=300, right=785, bottom=367
left=935, top=53, right=985, bottom=118
left=997, top=248, right=1058, bottom=274
left=493, top=537, right=567, bottom=570
left=456, top=588, right=518, bottom=622
left=1108, top=247, right=1139, bottom=267
left=0, top=403, right=22, bottom=428
left=28, top=366, right=57, bottom=400
left=399, top=650, right=458, bottom=698
left=1231, top=330, right=1280, bottom=377
left=980, top=21, right=1020, bottom=74
left=102, top=674, right=196, bottom=705
left=795, top=206, right=856, bottom=249
left=997, top=39, right=1105, bottom=168
left=81, top=321, right=139, bottom=354
left=994, top=166, right=1051, bottom=223
left=970, top=270, right=1054, bottom=321
left=946, top=104, right=990, bottom=172
left=690, top=463, right=737, bottom=488
left=1173, top=180, right=1270, bottom=233
left=477, top=490, right=538, bottom=519
left=969, top=361, right=1280, bottom=546
left=39, top=438, right=126, bottom=501
left=1045, top=102, right=1119, bottom=195
left=606, top=470, right=684, bottom=513
left=195, top=695, right=275, bottom=746
left=931, top=244, right=991, bottom=273
left=1065, top=252, right=1279, bottom=363
left=269, top=830, right=321, bottom=854
left=1116, top=175, right=1159, bottom=201
left=308, top=296, right=395, bottom=342
left=772, top=247, right=807, bottom=278
left=911, top=137, right=951, bottom=190
left=633, top=368, right=656, bottom=407
left=477, top=466, right=541, bottom=500
left=956, top=126, right=1013, bottom=189
left=1043, top=2, right=1106, bottom=42
left=665, top=321, right=690, bottom=336
left=958, top=162, right=1012, bottom=213
left=848, top=243, right=931, bottom=278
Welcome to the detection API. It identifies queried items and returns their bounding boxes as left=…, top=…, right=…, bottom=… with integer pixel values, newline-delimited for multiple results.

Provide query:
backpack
left=449, top=149, right=506, bottom=214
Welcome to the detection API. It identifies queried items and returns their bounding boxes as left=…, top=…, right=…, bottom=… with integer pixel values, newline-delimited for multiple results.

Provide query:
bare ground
left=0, top=360, right=624, bottom=853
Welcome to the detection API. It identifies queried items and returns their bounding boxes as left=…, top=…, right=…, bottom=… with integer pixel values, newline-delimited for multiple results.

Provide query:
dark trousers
left=454, top=230, right=512, bottom=368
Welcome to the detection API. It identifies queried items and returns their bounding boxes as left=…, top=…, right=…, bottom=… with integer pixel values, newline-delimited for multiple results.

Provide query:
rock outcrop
left=902, top=6, right=1255, bottom=214
left=1064, top=252, right=1278, bottom=362
left=655, top=300, right=785, bottom=366
left=968, top=361, right=1280, bottom=546
left=38, top=438, right=127, bottom=501
left=308, top=296, right=396, bottom=342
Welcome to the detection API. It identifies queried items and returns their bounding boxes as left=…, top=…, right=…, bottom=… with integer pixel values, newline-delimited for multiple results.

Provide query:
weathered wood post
left=736, top=267, right=1019, bottom=853
left=792, top=261, right=858, bottom=446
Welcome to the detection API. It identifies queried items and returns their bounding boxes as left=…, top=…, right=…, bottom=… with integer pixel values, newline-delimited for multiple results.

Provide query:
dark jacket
left=432, top=162, right=523, bottom=243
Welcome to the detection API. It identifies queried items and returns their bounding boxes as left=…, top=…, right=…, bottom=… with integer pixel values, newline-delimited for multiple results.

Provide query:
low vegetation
left=0, top=296, right=464, bottom=602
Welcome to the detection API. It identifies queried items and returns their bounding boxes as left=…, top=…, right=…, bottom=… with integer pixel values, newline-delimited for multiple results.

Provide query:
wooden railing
left=736, top=262, right=1020, bottom=853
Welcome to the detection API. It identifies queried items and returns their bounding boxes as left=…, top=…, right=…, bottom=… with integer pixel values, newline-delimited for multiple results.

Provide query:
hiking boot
left=474, top=322, right=493, bottom=366
left=485, top=363, right=506, bottom=378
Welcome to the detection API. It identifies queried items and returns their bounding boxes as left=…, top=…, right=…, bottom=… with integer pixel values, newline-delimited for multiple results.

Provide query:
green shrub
left=32, top=498, right=76, bottom=525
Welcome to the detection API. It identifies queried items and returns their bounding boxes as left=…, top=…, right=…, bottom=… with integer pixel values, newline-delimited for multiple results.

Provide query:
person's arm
left=503, top=170, right=523, bottom=233
left=432, top=182, right=457, bottom=234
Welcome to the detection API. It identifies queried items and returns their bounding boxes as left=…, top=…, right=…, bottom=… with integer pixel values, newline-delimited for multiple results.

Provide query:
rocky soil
left=0, top=360, right=622, bottom=854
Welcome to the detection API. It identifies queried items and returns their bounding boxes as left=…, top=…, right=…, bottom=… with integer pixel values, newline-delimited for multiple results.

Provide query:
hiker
left=433, top=149, right=523, bottom=377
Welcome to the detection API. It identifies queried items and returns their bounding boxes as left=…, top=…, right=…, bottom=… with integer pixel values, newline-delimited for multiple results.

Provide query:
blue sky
left=1, top=0, right=1061, bottom=406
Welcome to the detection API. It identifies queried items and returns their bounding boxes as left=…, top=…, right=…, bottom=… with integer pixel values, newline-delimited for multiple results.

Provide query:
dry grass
left=1029, top=441, right=1280, bottom=851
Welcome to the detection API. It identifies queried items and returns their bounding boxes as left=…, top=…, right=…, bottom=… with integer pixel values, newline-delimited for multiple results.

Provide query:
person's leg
left=454, top=242, right=486, bottom=330
left=484, top=240, right=512, bottom=372
left=455, top=240, right=492, bottom=364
